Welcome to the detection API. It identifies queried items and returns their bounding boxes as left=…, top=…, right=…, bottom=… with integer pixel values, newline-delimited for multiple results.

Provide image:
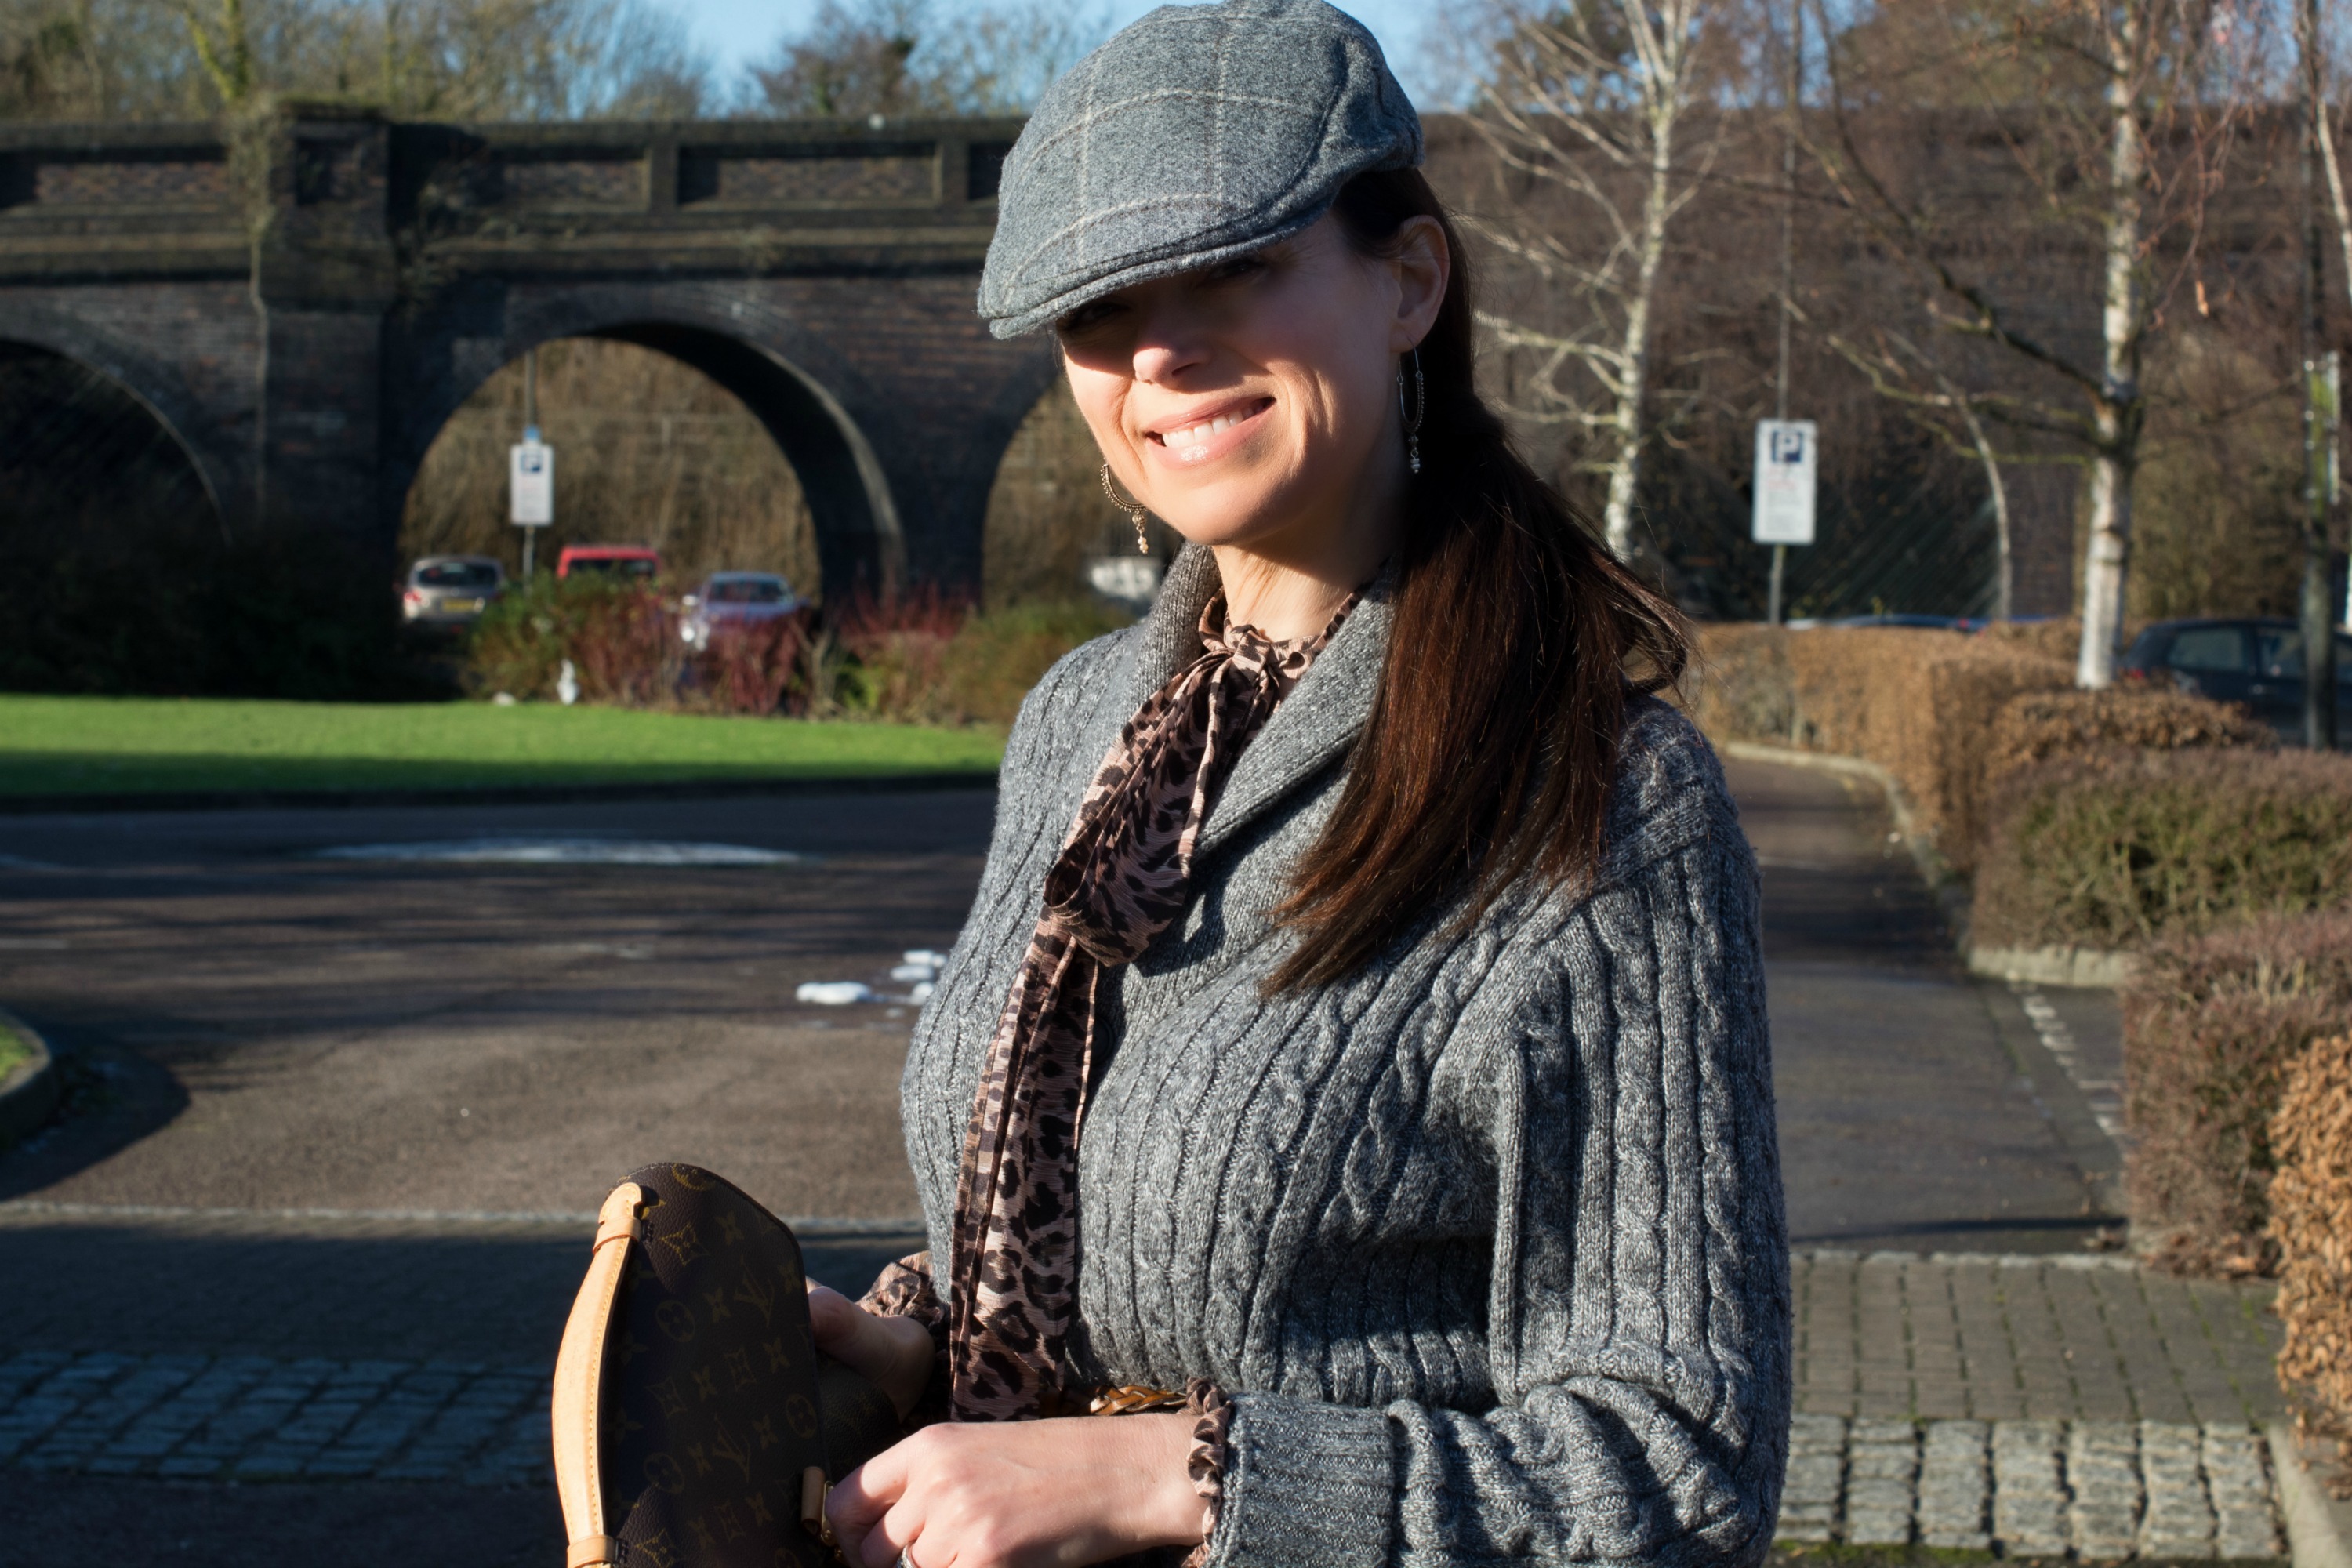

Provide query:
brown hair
left=1265, top=167, right=1690, bottom=991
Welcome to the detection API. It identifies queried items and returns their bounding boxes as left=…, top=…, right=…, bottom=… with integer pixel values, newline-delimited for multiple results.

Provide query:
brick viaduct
left=0, top=104, right=1059, bottom=594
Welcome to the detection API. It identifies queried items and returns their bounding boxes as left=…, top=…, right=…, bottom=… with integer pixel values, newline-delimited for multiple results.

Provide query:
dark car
left=2120, top=616, right=2352, bottom=739
left=401, top=555, right=505, bottom=627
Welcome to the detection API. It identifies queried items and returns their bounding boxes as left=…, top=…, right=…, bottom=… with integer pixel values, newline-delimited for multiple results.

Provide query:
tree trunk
left=1602, top=107, right=1677, bottom=562
left=2075, top=36, right=2146, bottom=690
left=1956, top=400, right=2012, bottom=621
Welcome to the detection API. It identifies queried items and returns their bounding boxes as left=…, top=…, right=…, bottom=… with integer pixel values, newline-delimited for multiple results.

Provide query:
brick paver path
left=1793, top=1250, right=2282, bottom=1425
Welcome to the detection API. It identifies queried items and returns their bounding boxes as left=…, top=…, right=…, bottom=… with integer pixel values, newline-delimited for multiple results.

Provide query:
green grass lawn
left=0, top=695, right=1006, bottom=797
left=0, top=1021, right=31, bottom=1080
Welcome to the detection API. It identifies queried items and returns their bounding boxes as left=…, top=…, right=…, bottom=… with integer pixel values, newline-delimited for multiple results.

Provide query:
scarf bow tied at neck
left=944, top=590, right=1359, bottom=1421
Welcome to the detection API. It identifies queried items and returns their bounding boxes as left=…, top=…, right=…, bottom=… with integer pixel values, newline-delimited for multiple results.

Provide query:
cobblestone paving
left=1792, top=1249, right=2284, bottom=1424
left=0, top=1350, right=548, bottom=1484
left=1777, top=1413, right=2285, bottom=1557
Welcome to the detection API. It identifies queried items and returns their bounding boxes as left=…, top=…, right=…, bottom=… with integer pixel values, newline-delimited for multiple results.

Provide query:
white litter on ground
left=317, top=838, right=809, bottom=867
left=908, top=981, right=935, bottom=1003
left=889, top=962, right=936, bottom=982
left=796, top=982, right=874, bottom=1006
left=903, top=949, right=949, bottom=967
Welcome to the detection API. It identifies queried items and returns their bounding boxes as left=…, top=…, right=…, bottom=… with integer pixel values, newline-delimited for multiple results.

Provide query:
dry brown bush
left=2271, top=1031, right=2352, bottom=1486
left=1984, top=688, right=2274, bottom=780
left=2121, top=910, right=2352, bottom=1273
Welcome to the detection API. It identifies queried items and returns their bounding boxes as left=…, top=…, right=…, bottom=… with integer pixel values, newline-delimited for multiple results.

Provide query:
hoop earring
left=1399, top=347, right=1425, bottom=476
left=1101, top=463, right=1150, bottom=554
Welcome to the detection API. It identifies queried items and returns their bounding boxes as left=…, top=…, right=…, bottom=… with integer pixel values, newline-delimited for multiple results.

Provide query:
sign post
left=510, top=427, right=554, bottom=578
left=1752, top=419, right=1817, bottom=624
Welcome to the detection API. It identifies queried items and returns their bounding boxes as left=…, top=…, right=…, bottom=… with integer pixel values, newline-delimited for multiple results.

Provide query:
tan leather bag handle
left=551, top=1182, right=643, bottom=1568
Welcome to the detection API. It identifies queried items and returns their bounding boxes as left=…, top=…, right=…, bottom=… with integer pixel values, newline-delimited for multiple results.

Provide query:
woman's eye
left=1203, top=254, right=1268, bottom=285
left=1057, top=300, right=1123, bottom=337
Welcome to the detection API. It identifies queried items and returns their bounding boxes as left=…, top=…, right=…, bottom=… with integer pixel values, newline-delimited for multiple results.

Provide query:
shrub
left=828, top=586, right=973, bottom=720
left=1973, top=749, right=2352, bottom=949
left=1985, top=688, right=2274, bottom=781
left=2120, top=909, right=2352, bottom=1272
left=2271, top=1031, right=2352, bottom=1479
left=463, top=574, right=681, bottom=706
left=462, top=579, right=1128, bottom=723
left=939, top=601, right=1133, bottom=725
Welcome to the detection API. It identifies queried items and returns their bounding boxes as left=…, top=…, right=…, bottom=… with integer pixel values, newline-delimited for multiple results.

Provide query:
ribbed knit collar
left=1130, top=543, right=1393, bottom=858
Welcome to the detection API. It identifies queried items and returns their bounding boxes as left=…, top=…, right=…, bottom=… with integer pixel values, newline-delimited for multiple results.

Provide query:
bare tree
left=0, top=0, right=710, bottom=121
left=1826, top=325, right=2024, bottom=617
left=1806, top=0, right=2249, bottom=685
left=746, top=0, right=1105, bottom=118
left=1460, top=0, right=1726, bottom=561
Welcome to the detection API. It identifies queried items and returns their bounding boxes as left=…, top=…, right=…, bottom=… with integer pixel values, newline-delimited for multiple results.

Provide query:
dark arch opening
left=0, top=341, right=235, bottom=693
left=400, top=337, right=826, bottom=600
left=393, top=309, right=903, bottom=603
left=597, top=323, right=901, bottom=599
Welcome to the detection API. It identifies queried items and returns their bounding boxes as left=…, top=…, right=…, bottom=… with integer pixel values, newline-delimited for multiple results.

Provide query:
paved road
left=1726, top=757, right=2127, bottom=1254
left=0, top=762, right=2274, bottom=1564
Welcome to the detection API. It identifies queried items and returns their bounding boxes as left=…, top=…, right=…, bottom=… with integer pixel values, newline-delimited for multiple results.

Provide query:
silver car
left=681, top=572, right=804, bottom=651
left=401, top=556, right=506, bottom=626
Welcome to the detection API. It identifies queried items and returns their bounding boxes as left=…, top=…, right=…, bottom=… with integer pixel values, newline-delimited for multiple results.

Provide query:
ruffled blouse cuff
left=1181, top=1379, right=1232, bottom=1568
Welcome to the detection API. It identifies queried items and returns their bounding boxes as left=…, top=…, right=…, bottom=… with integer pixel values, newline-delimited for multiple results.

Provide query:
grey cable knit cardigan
left=900, top=546, right=1790, bottom=1567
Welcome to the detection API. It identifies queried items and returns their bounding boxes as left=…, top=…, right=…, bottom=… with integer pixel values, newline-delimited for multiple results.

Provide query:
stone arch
left=393, top=293, right=908, bottom=598
left=0, top=303, right=237, bottom=529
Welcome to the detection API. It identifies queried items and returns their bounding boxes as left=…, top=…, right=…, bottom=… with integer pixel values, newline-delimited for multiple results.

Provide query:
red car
left=556, top=545, right=661, bottom=581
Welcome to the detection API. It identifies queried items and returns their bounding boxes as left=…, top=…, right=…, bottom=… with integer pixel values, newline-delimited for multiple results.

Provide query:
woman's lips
left=1144, top=397, right=1273, bottom=466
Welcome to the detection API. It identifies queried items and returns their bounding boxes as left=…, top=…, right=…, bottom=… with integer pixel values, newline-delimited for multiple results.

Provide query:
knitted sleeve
left=1203, top=823, right=1790, bottom=1568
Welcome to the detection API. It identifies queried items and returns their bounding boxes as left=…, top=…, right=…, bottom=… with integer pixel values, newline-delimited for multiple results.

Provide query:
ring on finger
left=898, top=1551, right=915, bottom=1568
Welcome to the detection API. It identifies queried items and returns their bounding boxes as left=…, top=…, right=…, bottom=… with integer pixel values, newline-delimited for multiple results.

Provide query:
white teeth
left=1162, top=410, right=1248, bottom=446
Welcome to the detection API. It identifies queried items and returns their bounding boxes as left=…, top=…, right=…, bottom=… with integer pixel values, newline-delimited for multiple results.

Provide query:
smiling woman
left=612, top=4, right=1791, bottom=1568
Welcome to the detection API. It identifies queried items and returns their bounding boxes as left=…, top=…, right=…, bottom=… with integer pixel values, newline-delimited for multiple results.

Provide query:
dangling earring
left=1399, top=347, right=1425, bottom=476
left=1101, top=463, right=1150, bottom=554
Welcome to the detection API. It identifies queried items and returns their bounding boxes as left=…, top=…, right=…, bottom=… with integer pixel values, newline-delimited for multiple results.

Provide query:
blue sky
left=657, top=0, right=1450, bottom=108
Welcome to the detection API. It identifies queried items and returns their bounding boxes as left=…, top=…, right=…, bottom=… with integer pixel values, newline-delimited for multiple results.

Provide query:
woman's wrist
left=1115, top=1411, right=1213, bottom=1550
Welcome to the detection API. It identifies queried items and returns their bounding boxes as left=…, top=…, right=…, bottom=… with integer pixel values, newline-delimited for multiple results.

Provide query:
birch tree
left=1808, top=0, right=2245, bottom=686
left=1462, top=0, right=1724, bottom=562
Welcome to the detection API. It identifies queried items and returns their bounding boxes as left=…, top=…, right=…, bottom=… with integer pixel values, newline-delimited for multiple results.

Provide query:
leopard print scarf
left=943, top=588, right=1359, bottom=1421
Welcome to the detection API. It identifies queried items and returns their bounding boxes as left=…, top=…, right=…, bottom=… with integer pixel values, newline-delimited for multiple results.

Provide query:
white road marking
left=314, top=837, right=810, bottom=867
left=2012, top=983, right=2128, bottom=1143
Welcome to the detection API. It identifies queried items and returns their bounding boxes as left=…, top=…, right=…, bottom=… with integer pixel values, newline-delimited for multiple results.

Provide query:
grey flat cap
left=977, top=0, right=1423, bottom=339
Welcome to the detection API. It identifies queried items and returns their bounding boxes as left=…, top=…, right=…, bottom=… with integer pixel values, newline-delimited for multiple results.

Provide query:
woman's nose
left=1130, top=315, right=1213, bottom=385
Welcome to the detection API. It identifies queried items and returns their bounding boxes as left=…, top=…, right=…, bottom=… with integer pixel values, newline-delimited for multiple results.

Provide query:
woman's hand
left=826, top=1413, right=1203, bottom=1568
left=806, top=1283, right=936, bottom=1421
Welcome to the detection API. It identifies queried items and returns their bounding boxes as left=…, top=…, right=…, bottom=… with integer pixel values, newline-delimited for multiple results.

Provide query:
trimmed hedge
left=1973, top=749, right=2352, bottom=949
left=1688, top=624, right=2275, bottom=877
left=2121, top=909, right=2352, bottom=1270
left=1985, top=688, right=2274, bottom=778
left=2271, top=1031, right=2352, bottom=1468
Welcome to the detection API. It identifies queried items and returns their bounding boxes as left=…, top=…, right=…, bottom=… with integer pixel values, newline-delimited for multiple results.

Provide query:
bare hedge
left=2120, top=909, right=2352, bottom=1271
left=1687, top=624, right=2277, bottom=878
left=2271, top=1031, right=2352, bottom=1477
left=1972, top=749, right=2352, bottom=949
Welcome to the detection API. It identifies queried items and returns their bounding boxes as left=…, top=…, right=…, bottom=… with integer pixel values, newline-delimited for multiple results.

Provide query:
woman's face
left=1054, top=212, right=1447, bottom=558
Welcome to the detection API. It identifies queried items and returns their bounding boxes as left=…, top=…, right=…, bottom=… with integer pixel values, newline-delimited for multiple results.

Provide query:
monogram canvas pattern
left=942, top=591, right=1359, bottom=1421
left=598, top=1164, right=901, bottom=1568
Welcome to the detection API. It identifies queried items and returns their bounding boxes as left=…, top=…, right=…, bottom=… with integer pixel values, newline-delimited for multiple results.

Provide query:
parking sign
left=510, top=438, right=554, bottom=525
left=1751, top=419, right=1817, bottom=545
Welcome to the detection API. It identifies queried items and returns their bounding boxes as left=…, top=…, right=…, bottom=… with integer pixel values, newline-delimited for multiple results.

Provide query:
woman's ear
left=1389, top=216, right=1450, bottom=353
